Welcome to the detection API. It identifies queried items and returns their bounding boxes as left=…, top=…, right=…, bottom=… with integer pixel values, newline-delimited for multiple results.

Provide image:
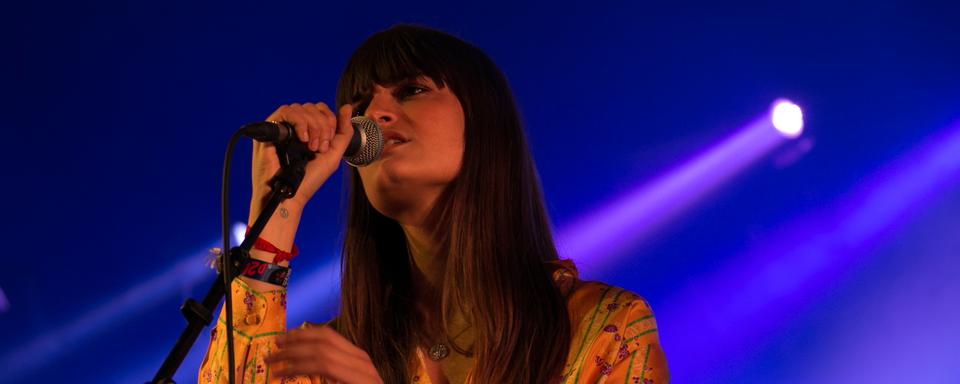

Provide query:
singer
left=198, top=24, right=668, bottom=384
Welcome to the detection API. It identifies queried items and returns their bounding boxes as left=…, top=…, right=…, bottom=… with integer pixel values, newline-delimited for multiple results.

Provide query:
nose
left=364, top=91, right=398, bottom=126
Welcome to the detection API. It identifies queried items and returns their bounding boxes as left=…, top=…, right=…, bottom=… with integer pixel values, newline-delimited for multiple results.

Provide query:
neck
left=402, top=223, right=476, bottom=356
left=403, top=224, right=445, bottom=338
left=402, top=224, right=444, bottom=292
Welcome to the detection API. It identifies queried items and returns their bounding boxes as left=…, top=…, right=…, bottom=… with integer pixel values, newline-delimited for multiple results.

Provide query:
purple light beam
left=0, top=286, right=8, bottom=313
left=557, top=100, right=802, bottom=274
left=0, top=232, right=229, bottom=381
left=123, top=257, right=343, bottom=383
left=659, top=118, right=960, bottom=382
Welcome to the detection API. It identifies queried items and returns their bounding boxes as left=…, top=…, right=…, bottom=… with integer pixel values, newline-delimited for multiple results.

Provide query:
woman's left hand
left=265, top=326, right=384, bottom=384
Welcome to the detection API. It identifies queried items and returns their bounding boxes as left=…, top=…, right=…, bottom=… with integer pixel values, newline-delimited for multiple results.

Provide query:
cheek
left=422, top=122, right=464, bottom=178
left=437, top=138, right=464, bottom=177
left=432, top=105, right=465, bottom=174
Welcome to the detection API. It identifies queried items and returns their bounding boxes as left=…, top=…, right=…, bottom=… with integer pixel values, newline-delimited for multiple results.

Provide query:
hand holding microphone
left=242, top=113, right=383, bottom=170
left=245, top=102, right=385, bottom=212
left=240, top=102, right=375, bottom=260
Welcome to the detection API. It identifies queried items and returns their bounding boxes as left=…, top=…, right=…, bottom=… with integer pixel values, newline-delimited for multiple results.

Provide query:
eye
left=394, top=84, right=428, bottom=100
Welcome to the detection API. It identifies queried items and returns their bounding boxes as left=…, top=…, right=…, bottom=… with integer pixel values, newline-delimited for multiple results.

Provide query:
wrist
left=236, top=257, right=290, bottom=287
left=251, top=188, right=308, bottom=214
left=248, top=201, right=304, bottom=251
left=248, top=249, right=290, bottom=267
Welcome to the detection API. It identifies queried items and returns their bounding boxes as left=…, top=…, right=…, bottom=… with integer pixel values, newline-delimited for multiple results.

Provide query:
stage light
left=557, top=99, right=803, bottom=274
left=660, top=118, right=960, bottom=382
left=0, top=230, right=229, bottom=381
left=771, top=99, right=804, bottom=138
left=0, top=286, right=8, bottom=313
left=232, top=222, right=246, bottom=246
left=130, top=257, right=343, bottom=383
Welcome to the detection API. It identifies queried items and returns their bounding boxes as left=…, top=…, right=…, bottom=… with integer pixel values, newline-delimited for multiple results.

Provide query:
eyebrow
left=350, top=75, right=439, bottom=107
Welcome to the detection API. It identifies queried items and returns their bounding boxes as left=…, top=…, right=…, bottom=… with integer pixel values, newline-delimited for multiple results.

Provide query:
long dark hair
left=334, top=24, right=571, bottom=383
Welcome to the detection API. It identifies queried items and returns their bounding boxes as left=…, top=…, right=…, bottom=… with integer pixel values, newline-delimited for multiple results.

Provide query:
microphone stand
left=148, top=135, right=314, bottom=384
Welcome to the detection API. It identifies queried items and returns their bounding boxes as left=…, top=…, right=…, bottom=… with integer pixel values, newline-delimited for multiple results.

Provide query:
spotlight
left=559, top=100, right=804, bottom=272
left=659, top=118, right=960, bottom=382
left=771, top=99, right=804, bottom=138
left=0, top=286, right=8, bottom=313
left=231, top=222, right=246, bottom=246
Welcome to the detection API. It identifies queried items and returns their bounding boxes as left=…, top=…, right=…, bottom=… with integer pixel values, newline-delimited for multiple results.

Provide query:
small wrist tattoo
left=279, top=207, right=289, bottom=219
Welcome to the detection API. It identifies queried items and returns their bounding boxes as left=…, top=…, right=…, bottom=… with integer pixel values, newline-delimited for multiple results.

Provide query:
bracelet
left=239, top=258, right=291, bottom=288
left=208, top=248, right=291, bottom=288
left=246, top=227, right=299, bottom=264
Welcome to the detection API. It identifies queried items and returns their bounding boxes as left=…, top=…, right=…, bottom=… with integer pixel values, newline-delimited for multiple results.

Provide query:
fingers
left=281, top=327, right=370, bottom=361
left=266, top=327, right=380, bottom=382
left=287, top=103, right=317, bottom=151
left=267, top=340, right=350, bottom=373
left=284, top=103, right=311, bottom=143
left=256, top=102, right=349, bottom=208
left=329, top=104, right=355, bottom=154
left=265, top=102, right=338, bottom=153
left=298, top=103, right=324, bottom=152
left=314, top=103, right=337, bottom=152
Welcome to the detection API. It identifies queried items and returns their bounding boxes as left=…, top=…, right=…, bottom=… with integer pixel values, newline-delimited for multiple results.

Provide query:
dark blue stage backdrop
left=1, top=1, right=958, bottom=383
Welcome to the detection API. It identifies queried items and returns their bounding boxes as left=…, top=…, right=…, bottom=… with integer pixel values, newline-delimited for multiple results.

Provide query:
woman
left=199, top=24, right=668, bottom=384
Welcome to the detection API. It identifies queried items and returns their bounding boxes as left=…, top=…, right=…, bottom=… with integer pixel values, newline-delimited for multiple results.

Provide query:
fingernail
left=321, top=140, right=330, bottom=152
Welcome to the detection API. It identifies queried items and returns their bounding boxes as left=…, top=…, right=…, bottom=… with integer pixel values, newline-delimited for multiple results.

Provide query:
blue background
left=1, top=1, right=958, bottom=382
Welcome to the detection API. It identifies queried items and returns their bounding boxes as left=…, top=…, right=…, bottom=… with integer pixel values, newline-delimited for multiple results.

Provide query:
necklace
left=425, top=323, right=473, bottom=361
left=428, top=342, right=450, bottom=361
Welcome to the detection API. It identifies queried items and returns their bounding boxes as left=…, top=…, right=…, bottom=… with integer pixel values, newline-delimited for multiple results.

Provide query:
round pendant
left=428, top=343, right=449, bottom=361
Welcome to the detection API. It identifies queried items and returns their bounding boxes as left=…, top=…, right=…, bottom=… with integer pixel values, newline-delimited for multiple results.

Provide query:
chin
left=358, top=158, right=456, bottom=224
left=366, top=181, right=449, bottom=227
left=359, top=167, right=409, bottom=218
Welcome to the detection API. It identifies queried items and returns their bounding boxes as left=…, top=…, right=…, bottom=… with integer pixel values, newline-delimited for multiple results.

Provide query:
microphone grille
left=346, top=116, right=383, bottom=167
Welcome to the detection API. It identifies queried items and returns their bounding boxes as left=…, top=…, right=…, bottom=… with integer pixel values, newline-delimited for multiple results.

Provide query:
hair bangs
left=336, top=25, right=456, bottom=109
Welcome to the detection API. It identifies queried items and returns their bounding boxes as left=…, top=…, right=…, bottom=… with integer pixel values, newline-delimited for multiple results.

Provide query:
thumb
left=329, top=104, right=355, bottom=155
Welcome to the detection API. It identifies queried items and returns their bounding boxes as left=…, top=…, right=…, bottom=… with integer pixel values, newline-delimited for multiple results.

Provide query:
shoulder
left=565, top=280, right=659, bottom=356
left=546, top=260, right=668, bottom=383
left=546, top=259, right=657, bottom=333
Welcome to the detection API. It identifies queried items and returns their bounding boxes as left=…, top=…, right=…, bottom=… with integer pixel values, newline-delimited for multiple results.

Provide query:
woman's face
left=356, top=76, right=465, bottom=224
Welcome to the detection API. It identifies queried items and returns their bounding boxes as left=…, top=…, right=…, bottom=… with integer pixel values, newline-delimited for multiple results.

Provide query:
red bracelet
left=246, top=227, right=299, bottom=264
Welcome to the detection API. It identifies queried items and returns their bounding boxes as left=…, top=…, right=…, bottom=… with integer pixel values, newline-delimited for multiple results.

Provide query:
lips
left=381, top=130, right=409, bottom=147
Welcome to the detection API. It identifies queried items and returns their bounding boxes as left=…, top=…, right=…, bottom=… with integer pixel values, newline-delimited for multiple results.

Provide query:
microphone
left=240, top=116, right=383, bottom=167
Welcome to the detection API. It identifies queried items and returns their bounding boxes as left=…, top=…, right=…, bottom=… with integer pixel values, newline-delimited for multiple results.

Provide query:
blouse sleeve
left=602, top=297, right=669, bottom=384
left=563, top=286, right=670, bottom=384
left=197, top=278, right=318, bottom=384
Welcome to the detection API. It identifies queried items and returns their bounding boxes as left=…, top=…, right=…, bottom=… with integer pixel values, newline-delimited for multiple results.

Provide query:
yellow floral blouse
left=198, top=260, right=669, bottom=383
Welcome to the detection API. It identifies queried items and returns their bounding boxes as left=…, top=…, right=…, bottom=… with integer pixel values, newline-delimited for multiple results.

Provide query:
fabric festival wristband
left=245, top=226, right=300, bottom=264
left=239, top=258, right=291, bottom=288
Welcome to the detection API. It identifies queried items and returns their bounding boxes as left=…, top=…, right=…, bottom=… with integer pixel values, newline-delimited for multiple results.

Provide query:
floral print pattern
left=198, top=260, right=669, bottom=383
